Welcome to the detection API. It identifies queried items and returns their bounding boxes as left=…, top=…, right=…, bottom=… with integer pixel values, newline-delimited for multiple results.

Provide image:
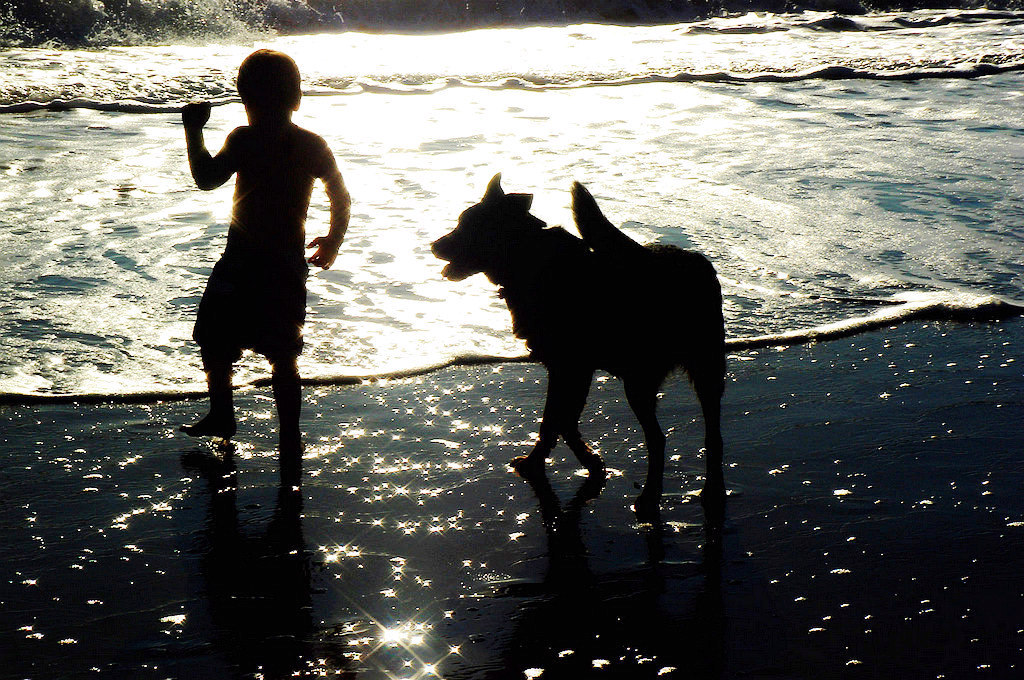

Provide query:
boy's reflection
left=185, top=449, right=346, bottom=677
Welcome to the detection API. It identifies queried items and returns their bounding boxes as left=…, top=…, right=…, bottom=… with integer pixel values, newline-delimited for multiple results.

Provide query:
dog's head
left=431, top=174, right=541, bottom=282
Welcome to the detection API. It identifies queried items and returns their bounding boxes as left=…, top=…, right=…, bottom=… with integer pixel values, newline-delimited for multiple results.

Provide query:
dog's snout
left=431, top=233, right=453, bottom=259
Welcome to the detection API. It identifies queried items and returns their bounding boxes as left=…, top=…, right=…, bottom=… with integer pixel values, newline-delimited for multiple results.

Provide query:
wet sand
left=3, top=319, right=1023, bottom=679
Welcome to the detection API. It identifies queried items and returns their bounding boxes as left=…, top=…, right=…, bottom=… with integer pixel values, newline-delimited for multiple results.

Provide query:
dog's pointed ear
left=483, top=173, right=504, bottom=203
left=506, top=193, right=533, bottom=213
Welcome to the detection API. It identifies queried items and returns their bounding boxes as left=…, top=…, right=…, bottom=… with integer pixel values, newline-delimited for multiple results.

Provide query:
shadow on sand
left=182, top=447, right=351, bottom=678
left=496, top=472, right=726, bottom=678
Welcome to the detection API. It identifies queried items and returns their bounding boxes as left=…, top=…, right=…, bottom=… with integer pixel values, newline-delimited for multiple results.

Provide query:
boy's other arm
left=307, top=150, right=351, bottom=270
left=182, top=102, right=236, bottom=191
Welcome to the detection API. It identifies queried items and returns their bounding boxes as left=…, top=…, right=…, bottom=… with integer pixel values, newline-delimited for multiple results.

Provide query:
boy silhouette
left=180, top=49, right=350, bottom=482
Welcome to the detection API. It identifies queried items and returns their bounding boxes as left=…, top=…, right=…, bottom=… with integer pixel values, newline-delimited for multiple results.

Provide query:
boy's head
left=237, top=49, right=302, bottom=114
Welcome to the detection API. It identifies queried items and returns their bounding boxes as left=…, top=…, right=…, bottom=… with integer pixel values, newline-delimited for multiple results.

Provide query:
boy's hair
left=237, top=49, right=302, bottom=112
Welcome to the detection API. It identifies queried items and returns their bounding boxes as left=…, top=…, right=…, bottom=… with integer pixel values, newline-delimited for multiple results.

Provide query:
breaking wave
left=2, top=41, right=1023, bottom=113
left=3, top=7, right=1023, bottom=112
left=4, top=59, right=1022, bottom=114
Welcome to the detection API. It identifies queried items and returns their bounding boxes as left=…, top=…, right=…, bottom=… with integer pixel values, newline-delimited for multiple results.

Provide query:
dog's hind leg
left=512, top=365, right=597, bottom=479
left=624, top=376, right=666, bottom=520
left=692, top=362, right=726, bottom=522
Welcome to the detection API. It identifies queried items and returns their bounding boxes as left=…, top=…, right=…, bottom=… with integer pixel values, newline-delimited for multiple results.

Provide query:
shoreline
left=4, top=294, right=1020, bottom=405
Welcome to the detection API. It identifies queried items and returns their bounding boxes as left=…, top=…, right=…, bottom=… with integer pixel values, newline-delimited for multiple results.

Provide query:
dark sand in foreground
left=3, top=320, right=1023, bottom=679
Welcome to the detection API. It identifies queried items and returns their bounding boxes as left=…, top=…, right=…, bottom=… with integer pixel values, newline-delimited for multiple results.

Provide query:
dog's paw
left=632, top=491, right=661, bottom=524
left=700, top=481, right=727, bottom=525
left=511, top=455, right=546, bottom=480
left=581, top=452, right=606, bottom=479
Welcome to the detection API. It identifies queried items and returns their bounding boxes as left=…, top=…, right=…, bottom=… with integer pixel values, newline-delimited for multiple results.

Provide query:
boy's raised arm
left=182, top=102, right=236, bottom=191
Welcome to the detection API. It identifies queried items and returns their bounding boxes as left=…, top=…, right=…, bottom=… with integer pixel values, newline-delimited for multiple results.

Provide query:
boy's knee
left=201, top=347, right=240, bottom=373
left=201, top=357, right=234, bottom=376
left=269, top=355, right=299, bottom=378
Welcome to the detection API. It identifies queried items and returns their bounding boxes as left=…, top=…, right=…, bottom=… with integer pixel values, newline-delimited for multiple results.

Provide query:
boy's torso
left=228, top=123, right=326, bottom=254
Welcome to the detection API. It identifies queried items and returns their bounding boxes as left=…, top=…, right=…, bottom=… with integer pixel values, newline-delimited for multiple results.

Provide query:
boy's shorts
left=193, top=238, right=308, bottom=365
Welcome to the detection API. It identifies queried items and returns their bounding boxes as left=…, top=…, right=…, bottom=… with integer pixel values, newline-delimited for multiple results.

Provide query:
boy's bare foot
left=180, top=414, right=236, bottom=440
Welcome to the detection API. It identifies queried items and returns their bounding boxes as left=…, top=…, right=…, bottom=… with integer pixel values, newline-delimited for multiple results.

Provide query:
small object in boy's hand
left=181, top=101, right=211, bottom=128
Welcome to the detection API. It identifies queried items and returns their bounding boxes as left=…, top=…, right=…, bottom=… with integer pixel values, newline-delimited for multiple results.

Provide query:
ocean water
left=1, top=9, right=1023, bottom=398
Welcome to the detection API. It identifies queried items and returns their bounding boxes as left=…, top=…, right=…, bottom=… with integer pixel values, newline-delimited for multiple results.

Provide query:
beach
left=4, top=318, right=1022, bottom=679
left=3, top=8, right=1024, bottom=679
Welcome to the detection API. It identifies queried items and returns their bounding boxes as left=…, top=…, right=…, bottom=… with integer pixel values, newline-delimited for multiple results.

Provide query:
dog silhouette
left=432, top=175, right=725, bottom=519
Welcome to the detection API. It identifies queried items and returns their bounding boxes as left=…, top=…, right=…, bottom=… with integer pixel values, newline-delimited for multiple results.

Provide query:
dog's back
left=569, top=183, right=725, bottom=386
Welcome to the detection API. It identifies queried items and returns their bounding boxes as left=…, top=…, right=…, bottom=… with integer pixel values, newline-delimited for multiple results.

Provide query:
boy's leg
left=182, top=358, right=237, bottom=439
left=271, top=355, right=302, bottom=488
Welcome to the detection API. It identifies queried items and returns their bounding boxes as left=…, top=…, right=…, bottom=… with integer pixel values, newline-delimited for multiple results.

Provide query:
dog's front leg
left=512, top=365, right=597, bottom=479
left=511, top=387, right=559, bottom=479
left=512, top=427, right=557, bottom=479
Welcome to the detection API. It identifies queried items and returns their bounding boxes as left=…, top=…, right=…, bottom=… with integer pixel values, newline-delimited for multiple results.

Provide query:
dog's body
left=432, top=175, right=726, bottom=517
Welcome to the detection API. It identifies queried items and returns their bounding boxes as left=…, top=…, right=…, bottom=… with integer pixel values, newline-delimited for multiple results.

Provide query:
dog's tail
left=571, top=182, right=648, bottom=259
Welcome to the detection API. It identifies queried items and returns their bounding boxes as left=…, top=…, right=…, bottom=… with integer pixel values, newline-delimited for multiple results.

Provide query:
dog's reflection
left=527, top=473, right=606, bottom=589
left=184, top=449, right=347, bottom=677
left=506, top=473, right=725, bottom=678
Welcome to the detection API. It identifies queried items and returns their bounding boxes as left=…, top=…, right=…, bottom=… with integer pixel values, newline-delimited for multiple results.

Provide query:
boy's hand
left=307, top=235, right=342, bottom=270
left=182, top=101, right=211, bottom=130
